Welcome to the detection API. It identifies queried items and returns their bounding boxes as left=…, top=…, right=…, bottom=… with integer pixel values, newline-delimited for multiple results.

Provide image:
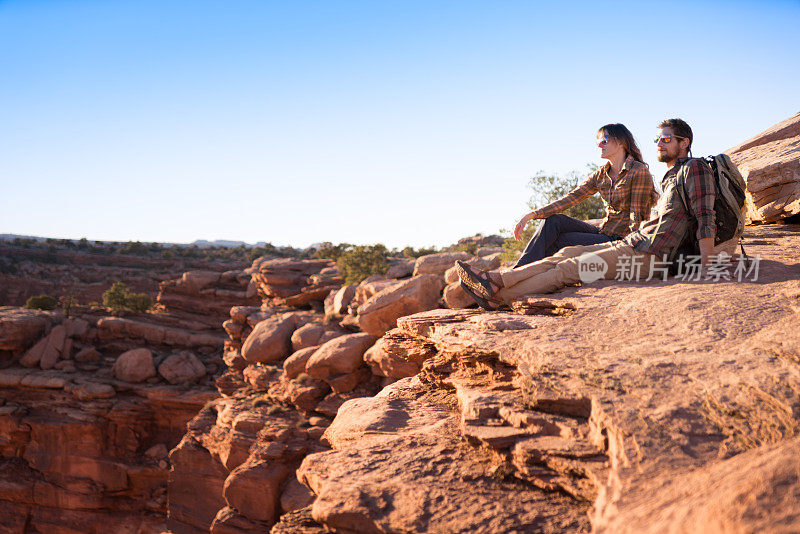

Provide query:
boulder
left=330, top=285, right=356, bottom=316
left=323, top=290, right=337, bottom=318
left=74, top=346, right=101, bottom=363
left=112, top=348, right=156, bottom=383
left=283, top=346, right=319, bottom=379
left=179, top=270, right=221, bottom=292
left=241, top=314, right=297, bottom=363
left=412, top=252, right=472, bottom=278
left=306, top=333, right=377, bottom=381
left=357, top=275, right=445, bottom=336
left=443, top=255, right=501, bottom=285
left=0, top=307, right=49, bottom=353
left=64, top=318, right=89, bottom=338
left=223, top=459, right=290, bottom=522
left=280, top=477, right=315, bottom=513
left=385, top=259, right=415, bottom=279
left=363, top=329, right=438, bottom=379
left=348, top=277, right=399, bottom=314
left=477, top=246, right=503, bottom=257
left=327, top=367, right=371, bottom=394
left=19, top=324, right=66, bottom=370
left=158, top=351, right=207, bottom=384
left=291, top=323, right=326, bottom=352
left=443, top=281, right=476, bottom=309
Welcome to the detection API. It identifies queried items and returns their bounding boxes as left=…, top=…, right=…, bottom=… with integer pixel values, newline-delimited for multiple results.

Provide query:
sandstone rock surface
left=305, top=333, right=377, bottom=391
left=357, top=274, right=445, bottom=336
left=158, top=351, right=207, bottom=384
left=296, top=223, right=800, bottom=534
left=412, top=251, right=472, bottom=277
left=728, top=111, right=800, bottom=223
left=241, top=314, right=296, bottom=363
left=252, top=258, right=342, bottom=307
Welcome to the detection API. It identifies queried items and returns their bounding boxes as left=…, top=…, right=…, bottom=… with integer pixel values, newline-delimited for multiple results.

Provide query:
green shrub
left=313, top=242, right=351, bottom=262
left=25, top=294, right=58, bottom=310
left=102, top=282, right=153, bottom=315
left=336, top=244, right=389, bottom=285
left=401, top=246, right=438, bottom=259
left=500, top=165, right=605, bottom=262
left=126, top=293, right=154, bottom=313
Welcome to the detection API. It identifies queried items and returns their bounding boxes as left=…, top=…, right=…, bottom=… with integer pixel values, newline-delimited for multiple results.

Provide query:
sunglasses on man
left=653, top=135, right=686, bottom=144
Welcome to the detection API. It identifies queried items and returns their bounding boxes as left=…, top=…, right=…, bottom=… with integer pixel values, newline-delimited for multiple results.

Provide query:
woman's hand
left=514, top=212, right=537, bottom=241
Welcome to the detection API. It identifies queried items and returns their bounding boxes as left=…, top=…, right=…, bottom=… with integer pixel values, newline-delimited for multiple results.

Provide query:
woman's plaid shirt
left=624, top=157, right=716, bottom=258
left=531, top=155, right=658, bottom=237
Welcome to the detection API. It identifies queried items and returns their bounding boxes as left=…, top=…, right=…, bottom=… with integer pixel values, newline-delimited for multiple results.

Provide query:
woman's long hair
left=599, top=123, right=645, bottom=164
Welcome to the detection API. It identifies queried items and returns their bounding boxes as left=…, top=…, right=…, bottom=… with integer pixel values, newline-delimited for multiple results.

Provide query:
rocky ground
left=3, top=224, right=799, bottom=533
left=161, top=222, right=800, bottom=534
left=0, top=114, right=798, bottom=533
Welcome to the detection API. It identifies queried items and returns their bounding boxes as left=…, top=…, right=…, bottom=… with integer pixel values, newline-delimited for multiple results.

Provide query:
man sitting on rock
left=457, top=118, right=716, bottom=309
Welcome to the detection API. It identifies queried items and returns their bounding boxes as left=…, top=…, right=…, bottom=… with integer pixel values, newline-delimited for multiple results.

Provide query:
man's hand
left=698, top=237, right=714, bottom=267
left=514, top=212, right=537, bottom=241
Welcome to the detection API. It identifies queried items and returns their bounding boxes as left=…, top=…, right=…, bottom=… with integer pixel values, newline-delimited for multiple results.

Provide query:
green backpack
left=674, top=154, right=747, bottom=256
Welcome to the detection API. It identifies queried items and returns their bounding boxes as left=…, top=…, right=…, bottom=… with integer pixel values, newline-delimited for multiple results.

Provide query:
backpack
left=673, top=154, right=747, bottom=258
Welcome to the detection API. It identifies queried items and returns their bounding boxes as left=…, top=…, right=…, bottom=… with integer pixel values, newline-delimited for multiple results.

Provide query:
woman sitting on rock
left=512, top=123, right=658, bottom=267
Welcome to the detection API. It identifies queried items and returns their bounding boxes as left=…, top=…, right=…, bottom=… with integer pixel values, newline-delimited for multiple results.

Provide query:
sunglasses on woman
left=653, top=135, right=685, bottom=144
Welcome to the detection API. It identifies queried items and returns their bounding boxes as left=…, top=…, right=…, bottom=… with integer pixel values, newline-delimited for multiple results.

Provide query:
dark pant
left=514, top=214, right=619, bottom=268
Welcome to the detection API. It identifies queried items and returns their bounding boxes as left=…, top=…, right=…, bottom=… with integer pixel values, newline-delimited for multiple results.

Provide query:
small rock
left=308, top=416, right=330, bottom=427
left=145, top=443, right=169, bottom=459
left=53, top=361, right=76, bottom=372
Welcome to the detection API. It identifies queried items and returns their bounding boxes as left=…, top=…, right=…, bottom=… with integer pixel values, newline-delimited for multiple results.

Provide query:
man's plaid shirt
left=531, top=155, right=658, bottom=237
left=624, top=157, right=716, bottom=258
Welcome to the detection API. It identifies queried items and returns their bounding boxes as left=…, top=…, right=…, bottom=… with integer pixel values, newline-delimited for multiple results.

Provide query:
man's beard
left=656, top=152, right=673, bottom=162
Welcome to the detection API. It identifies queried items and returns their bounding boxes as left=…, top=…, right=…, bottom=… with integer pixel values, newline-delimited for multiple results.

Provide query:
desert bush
left=313, top=242, right=351, bottom=262
left=401, top=245, right=438, bottom=259
left=336, top=244, right=389, bottom=285
left=0, top=257, right=19, bottom=274
left=25, top=294, right=58, bottom=310
left=102, top=282, right=153, bottom=315
left=126, top=293, right=154, bottom=313
left=500, top=164, right=605, bottom=262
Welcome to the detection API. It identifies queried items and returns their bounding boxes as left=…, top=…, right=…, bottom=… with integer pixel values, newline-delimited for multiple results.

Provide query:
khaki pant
left=495, top=241, right=655, bottom=303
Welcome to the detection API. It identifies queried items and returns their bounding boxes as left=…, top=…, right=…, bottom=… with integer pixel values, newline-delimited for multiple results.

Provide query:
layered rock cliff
left=728, top=111, right=800, bottom=223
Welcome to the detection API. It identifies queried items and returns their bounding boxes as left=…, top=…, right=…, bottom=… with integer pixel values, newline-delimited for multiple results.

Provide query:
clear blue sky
left=1, top=0, right=798, bottom=249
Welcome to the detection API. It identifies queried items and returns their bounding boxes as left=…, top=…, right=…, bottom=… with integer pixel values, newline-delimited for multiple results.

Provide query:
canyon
left=0, top=113, right=799, bottom=533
